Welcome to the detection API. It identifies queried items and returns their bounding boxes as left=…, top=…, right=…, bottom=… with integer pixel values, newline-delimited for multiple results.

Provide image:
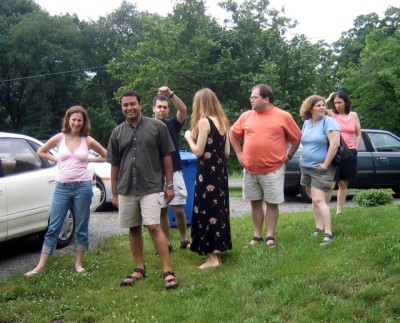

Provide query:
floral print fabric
left=190, top=118, right=232, bottom=255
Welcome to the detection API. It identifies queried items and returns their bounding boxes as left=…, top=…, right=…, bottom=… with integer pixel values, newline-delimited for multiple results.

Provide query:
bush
left=353, top=189, right=393, bottom=207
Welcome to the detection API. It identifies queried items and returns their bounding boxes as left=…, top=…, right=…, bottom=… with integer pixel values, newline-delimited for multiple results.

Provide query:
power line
left=0, top=66, right=106, bottom=84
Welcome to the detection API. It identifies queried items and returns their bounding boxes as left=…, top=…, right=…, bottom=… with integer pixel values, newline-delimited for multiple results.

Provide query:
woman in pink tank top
left=25, top=106, right=107, bottom=277
left=326, top=90, right=361, bottom=215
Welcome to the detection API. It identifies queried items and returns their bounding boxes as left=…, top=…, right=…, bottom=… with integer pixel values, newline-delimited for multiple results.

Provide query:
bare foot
left=198, top=259, right=220, bottom=269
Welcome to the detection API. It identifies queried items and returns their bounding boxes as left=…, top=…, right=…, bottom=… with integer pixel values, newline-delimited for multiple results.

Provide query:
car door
left=0, top=147, right=8, bottom=242
left=349, top=132, right=376, bottom=187
left=1, top=137, right=56, bottom=241
left=367, top=131, right=400, bottom=186
left=0, top=176, right=7, bottom=242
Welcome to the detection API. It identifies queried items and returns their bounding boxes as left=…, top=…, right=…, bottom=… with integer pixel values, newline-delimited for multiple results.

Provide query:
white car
left=89, top=150, right=112, bottom=211
left=0, top=132, right=101, bottom=248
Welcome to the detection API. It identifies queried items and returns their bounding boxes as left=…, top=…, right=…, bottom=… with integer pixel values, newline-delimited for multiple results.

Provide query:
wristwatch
left=166, top=183, right=174, bottom=189
left=287, top=154, right=293, bottom=160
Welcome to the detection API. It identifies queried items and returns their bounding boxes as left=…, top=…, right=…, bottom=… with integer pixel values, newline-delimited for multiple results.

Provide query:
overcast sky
left=34, top=0, right=399, bottom=43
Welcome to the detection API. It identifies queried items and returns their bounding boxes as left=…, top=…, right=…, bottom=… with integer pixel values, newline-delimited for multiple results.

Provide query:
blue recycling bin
left=168, top=150, right=197, bottom=227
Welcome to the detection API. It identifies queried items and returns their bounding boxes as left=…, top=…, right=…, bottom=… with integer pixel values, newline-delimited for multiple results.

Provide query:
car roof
left=362, top=129, right=400, bottom=139
left=362, top=129, right=388, bottom=132
left=0, top=132, right=44, bottom=146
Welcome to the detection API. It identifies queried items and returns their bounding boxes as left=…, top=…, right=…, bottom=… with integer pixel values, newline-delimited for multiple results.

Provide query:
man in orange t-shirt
left=230, top=84, right=301, bottom=247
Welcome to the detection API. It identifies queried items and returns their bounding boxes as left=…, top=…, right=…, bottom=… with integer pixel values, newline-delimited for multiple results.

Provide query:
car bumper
left=90, top=186, right=101, bottom=212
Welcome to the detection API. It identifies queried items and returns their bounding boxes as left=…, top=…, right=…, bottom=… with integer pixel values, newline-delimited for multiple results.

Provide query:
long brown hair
left=189, top=88, right=230, bottom=139
left=61, top=105, right=91, bottom=136
left=331, top=90, right=352, bottom=114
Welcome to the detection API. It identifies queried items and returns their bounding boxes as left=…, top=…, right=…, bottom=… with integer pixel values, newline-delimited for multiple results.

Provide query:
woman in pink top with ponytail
left=25, top=106, right=107, bottom=277
left=326, top=90, right=361, bottom=215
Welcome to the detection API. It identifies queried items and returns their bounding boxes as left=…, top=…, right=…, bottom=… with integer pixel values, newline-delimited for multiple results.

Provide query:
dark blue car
left=284, top=129, right=400, bottom=202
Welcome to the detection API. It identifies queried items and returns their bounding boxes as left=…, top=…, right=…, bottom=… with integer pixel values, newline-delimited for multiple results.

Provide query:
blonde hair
left=299, top=95, right=326, bottom=120
left=189, top=88, right=230, bottom=139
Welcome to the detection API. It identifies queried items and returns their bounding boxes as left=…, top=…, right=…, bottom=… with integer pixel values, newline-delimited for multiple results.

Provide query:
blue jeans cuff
left=76, top=243, right=89, bottom=252
left=42, top=243, right=56, bottom=255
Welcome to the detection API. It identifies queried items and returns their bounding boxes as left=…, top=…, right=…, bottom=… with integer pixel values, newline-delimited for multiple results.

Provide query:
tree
left=334, top=7, right=400, bottom=70
left=220, top=0, right=336, bottom=119
left=3, top=12, right=88, bottom=137
left=0, top=0, right=41, bottom=131
left=108, top=0, right=237, bottom=120
left=81, top=1, right=145, bottom=145
left=341, top=27, right=400, bottom=133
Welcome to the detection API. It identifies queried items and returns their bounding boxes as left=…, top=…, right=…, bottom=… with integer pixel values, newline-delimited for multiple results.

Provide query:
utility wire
left=0, top=66, right=106, bottom=84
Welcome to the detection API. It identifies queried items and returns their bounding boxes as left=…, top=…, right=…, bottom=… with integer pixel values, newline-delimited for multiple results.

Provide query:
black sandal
left=320, top=233, right=334, bottom=246
left=120, top=267, right=147, bottom=286
left=163, top=271, right=179, bottom=290
left=246, top=236, right=263, bottom=247
left=180, top=240, right=191, bottom=249
left=265, top=236, right=276, bottom=248
left=311, top=228, right=323, bottom=237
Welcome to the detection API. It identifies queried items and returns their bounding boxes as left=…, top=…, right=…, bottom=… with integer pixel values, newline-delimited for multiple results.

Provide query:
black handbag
left=324, top=118, right=353, bottom=166
left=330, top=135, right=353, bottom=165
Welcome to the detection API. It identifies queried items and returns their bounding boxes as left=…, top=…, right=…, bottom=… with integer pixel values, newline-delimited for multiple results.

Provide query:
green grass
left=2, top=204, right=400, bottom=322
left=229, top=170, right=243, bottom=179
left=229, top=186, right=242, bottom=197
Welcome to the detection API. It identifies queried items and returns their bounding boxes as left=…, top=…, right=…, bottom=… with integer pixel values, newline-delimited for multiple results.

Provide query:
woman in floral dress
left=184, top=88, right=232, bottom=269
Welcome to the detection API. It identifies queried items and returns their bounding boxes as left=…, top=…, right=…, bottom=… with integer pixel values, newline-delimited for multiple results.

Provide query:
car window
left=358, top=137, right=367, bottom=152
left=369, top=133, right=400, bottom=152
left=0, top=138, right=42, bottom=176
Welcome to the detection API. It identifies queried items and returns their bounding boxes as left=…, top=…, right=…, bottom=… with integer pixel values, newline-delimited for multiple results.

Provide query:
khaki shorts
left=159, top=171, right=187, bottom=208
left=243, top=164, right=285, bottom=204
left=300, top=165, right=336, bottom=192
left=118, top=193, right=160, bottom=228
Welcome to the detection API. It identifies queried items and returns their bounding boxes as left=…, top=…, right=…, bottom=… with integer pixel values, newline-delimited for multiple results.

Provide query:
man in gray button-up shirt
left=107, top=90, right=179, bottom=289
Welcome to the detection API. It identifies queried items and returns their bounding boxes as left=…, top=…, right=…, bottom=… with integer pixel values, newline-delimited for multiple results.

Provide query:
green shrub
left=353, top=189, right=393, bottom=207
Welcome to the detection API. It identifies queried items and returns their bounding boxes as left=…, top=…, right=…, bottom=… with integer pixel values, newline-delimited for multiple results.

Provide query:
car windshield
left=89, top=150, right=100, bottom=157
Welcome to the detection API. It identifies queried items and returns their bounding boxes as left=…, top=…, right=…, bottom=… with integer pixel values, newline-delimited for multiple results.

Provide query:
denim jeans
left=42, top=181, right=93, bottom=255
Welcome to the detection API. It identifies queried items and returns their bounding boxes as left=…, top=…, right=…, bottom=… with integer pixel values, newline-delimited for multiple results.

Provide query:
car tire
left=57, top=209, right=76, bottom=248
left=392, top=187, right=400, bottom=197
left=299, top=185, right=312, bottom=203
left=38, top=209, right=76, bottom=248
left=284, top=187, right=300, bottom=197
left=95, top=177, right=107, bottom=211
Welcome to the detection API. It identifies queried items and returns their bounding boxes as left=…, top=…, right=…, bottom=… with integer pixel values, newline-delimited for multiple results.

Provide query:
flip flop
left=24, top=270, right=40, bottom=277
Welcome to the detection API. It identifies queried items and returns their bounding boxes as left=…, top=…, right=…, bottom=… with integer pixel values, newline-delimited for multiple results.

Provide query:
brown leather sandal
left=163, top=271, right=179, bottom=290
left=120, top=267, right=147, bottom=286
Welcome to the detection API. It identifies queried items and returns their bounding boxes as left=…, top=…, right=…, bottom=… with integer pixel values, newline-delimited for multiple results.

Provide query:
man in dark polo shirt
left=153, top=86, right=190, bottom=251
left=107, top=90, right=179, bottom=289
